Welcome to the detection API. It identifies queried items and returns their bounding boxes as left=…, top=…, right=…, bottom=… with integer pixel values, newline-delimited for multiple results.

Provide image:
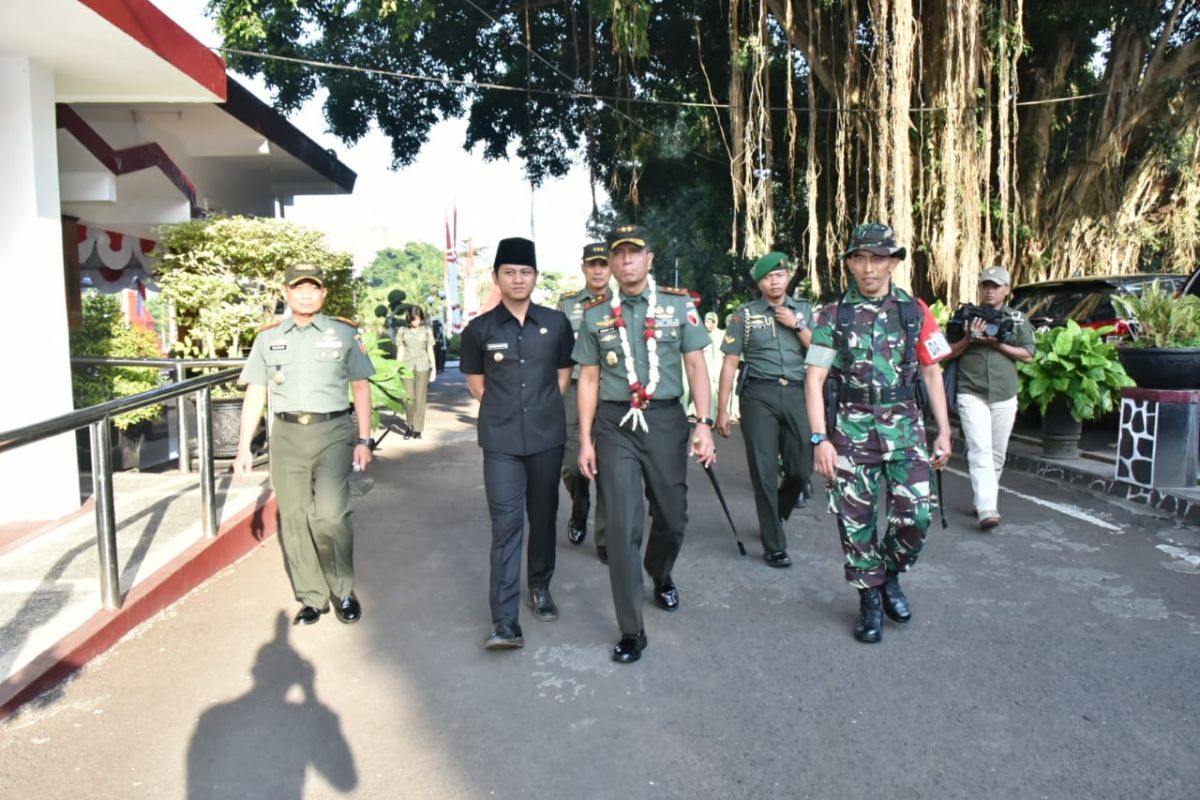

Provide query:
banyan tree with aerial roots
left=215, top=0, right=1200, bottom=304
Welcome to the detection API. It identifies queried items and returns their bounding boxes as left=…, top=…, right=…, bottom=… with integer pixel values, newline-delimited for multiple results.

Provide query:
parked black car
left=1010, top=273, right=1190, bottom=339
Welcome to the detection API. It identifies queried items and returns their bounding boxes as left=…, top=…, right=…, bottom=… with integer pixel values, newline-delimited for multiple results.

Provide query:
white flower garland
left=611, top=276, right=659, bottom=433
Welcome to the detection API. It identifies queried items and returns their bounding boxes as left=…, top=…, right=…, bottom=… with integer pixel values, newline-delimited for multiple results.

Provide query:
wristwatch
left=694, top=416, right=715, bottom=428
left=355, top=437, right=376, bottom=448
left=810, top=432, right=828, bottom=445
left=793, top=318, right=807, bottom=332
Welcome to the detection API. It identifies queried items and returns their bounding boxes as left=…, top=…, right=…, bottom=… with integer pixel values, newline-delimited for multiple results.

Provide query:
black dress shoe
left=484, top=622, right=524, bottom=650
left=794, top=493, right=807, bottom=510
left=654, top=580, right=679, bottom=612
left=332, top=593, right=361, bottom=624
left=612, top=630, right=648, bottom=663
left=881, top=571, right=912, bottom=623
left=596, top=545, right=608, bottom=565
left=855, top=587, right=883, bottom=643
left=764, top=550, right=792, bottom=568
left=412, top=432, right=422, bottom=440
left=526, top=586, right=559, bottom=621
left=567, top=522, right=587, bottom=545
left=293, top=605, right=329, bottom=626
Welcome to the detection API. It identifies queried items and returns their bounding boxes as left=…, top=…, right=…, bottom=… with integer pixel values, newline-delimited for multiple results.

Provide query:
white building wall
left=0, top=57, right=80, bottom=523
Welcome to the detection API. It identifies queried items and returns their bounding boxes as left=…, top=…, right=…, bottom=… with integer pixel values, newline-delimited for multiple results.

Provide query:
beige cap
left=980, top=266, right=1011, bottom=286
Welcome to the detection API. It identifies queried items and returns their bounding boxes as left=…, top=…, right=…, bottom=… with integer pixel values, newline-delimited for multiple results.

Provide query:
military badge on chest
left=605, top=351, right=620, bottom=367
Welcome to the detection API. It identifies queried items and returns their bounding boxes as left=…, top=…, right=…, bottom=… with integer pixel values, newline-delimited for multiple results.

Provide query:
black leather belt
left=746, top=376, right=804, bottom=387
left=601, top=399, right=679, bottom=409
left=840, top=385, right=916, bottom=405
left=275, top=407, right=352, bottom=425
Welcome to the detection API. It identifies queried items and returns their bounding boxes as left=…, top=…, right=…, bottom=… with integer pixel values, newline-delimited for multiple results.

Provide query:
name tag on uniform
left=924, top=332, right=951, bottom=360
left=658, top=318, right=681, bottom=328
left=269, top=344, right=288, bottom=351
left=486, top=342, right=509, bottom=351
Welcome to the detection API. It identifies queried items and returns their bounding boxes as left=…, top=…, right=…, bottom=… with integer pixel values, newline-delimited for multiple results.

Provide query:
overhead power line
left=216, top=46, right=1198, bottom=116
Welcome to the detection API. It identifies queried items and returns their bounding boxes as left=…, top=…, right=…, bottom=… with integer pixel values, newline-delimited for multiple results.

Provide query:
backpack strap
left=897, top=298, right=919, bottom=366
left=835, top=292, right=854, bottom=375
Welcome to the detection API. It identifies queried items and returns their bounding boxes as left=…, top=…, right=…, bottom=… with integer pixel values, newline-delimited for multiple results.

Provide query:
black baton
left=703, top=463, right=746, bottom=556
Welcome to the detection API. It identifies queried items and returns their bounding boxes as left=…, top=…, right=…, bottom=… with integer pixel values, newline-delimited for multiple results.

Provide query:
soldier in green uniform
left=234, top=264, right=376, bottom=627
left=804, top=224, right=952, bottom=644
left=716, top=252, right=814, bottom=567
left=395, top=305, right=437, bottom=439
left=573, top=224, right=717, bottom=664
left=556, top=242, right=610, bottom=561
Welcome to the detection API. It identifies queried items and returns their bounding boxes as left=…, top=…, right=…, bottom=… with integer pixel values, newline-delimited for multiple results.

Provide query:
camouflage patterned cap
left=841, top=223, right=907, bottom=261
left=284, top=264, right=325, bottom=287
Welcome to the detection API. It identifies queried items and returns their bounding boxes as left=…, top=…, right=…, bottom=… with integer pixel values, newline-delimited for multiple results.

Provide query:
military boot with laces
left=854, top=587, right=883, bottom=643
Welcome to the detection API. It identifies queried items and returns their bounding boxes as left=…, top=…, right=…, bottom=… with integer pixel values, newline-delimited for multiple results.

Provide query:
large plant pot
left=1041, top=397, right=1082, bottom=460
left=1117, top=347, right=1200, bottom=390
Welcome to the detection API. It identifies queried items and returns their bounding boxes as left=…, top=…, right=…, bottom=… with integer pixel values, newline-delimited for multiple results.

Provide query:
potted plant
left=71, top=292, right=166, bottom=470
left=1017, top=320, right=1135, bottom=459
left=1111, top=279, right=1200, bottom=389
left=154, top=216, right=363, bottom=457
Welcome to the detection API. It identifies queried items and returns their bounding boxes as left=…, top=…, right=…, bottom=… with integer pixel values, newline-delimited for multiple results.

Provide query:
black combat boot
left=854, top=587, right=883, bottom=643
left=881, top=571, right=912, bottom=623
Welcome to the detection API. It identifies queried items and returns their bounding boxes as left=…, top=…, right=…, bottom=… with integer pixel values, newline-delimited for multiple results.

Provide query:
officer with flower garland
left=573, top=224, right=717, bottom=664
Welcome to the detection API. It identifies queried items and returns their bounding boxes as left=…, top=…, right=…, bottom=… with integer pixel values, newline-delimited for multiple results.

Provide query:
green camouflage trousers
left=828, top=449, right=933, bottom=588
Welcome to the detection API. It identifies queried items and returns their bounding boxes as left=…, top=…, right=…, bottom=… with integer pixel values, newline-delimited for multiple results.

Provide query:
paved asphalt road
left=2, top=368, right=1197, bottom=799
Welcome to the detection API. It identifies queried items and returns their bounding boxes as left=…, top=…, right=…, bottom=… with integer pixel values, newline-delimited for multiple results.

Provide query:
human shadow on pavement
left=186, top=612, right=357, bottom=800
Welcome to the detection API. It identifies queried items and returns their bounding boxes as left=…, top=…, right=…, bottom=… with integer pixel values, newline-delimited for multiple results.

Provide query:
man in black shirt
left=460, top=238, right=576, bottom=650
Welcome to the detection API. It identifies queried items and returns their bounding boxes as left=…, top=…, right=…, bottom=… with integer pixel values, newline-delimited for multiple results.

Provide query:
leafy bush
left=70, top=293, right=165, bottom=430
left=155, top=216, right=362, bottom=359
left=360, top=331, right=409, bottom=426
left=1017, top=320, right=1134, bottom=422
left=1111, top=279, right=1200, bottom=348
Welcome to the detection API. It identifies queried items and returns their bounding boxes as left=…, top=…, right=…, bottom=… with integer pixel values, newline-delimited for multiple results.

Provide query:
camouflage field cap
left=841, top=223, right=907, bottom=261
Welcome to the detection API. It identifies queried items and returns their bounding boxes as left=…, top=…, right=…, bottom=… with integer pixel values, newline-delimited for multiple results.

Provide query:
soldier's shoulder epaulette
left=332, top=316, right=359, bottom=328
left=660, top=286, right=689, bottom=297
left=258, top=320, right=281, bottom=332
left=561, top=288, right=583, bottom=300
left=583, top=293, right=610, bottom=310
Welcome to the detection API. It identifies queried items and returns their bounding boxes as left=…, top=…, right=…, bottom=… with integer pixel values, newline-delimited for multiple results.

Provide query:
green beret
left=751, top=252, right=790, bottom=281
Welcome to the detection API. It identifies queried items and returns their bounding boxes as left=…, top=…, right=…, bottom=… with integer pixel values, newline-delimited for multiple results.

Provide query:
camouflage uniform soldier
left=804, top=224, right=952, bottom=644
left=716, top=252, right=814, bottom=566
left=557, top=242, right=610, bottom=561
left=574, top=224, right=717, bottom=664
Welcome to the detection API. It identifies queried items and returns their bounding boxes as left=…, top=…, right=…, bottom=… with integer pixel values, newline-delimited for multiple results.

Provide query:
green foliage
left=70, top=293, right=165, bottom=430
left=155, top=216, right=360, bottom=359
left=1111, top=280, right=1200, bottom=348
left=1017, top=320, right=1134, bottom=423
left=928, top=300, right=952, bottom=330
left=359, top=331, right=409, bottom=427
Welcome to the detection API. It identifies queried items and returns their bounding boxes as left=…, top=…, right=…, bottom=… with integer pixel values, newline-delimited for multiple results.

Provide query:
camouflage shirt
left=806, top=285, right=949, bottom=460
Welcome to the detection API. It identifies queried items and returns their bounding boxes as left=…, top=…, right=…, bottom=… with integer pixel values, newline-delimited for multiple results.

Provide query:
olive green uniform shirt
left=558, top=287, right=601, bottom=380
left=397, top=324, right=433, bottom=372
left=573, top=286, right=709, bottom=401
left=240, top=313, right=376, bottom=412
left=954, top=305, right=1035, bottom=402
left=721, top=296, right=814, bottom=381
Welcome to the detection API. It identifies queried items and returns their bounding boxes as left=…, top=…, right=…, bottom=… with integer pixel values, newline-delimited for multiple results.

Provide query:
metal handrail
left=0, top=362, right=249, bottom=611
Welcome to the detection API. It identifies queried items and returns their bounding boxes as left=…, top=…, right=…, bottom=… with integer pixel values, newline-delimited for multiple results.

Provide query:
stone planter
left=1041, top=397, right=1082, bottom=460
left=1116, top=347, right=1200, bottom=390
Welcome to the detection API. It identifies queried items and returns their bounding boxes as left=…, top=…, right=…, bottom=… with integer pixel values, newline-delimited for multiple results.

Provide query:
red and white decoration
left=78, top=223, right=157, bottom=293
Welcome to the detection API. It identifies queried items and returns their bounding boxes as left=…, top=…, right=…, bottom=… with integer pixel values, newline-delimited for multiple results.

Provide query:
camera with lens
left=946, top=304, right=1016, bottom=344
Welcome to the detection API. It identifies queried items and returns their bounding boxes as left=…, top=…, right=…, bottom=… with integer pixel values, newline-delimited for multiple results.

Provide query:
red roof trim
left=78, top=0, right=227, bottom=101
left=57, top=104, right=199, bottom=213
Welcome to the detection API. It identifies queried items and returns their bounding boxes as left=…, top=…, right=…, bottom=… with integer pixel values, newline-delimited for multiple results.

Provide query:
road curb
left=950, top=434, right=1200, bottom=527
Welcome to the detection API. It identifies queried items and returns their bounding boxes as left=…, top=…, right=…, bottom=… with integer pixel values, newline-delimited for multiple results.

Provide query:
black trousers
left=739, top=380, right=813, bottom=552
left=483, top=446, right=563, bottom=625
left=594, top=401, right=689, bottom=635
